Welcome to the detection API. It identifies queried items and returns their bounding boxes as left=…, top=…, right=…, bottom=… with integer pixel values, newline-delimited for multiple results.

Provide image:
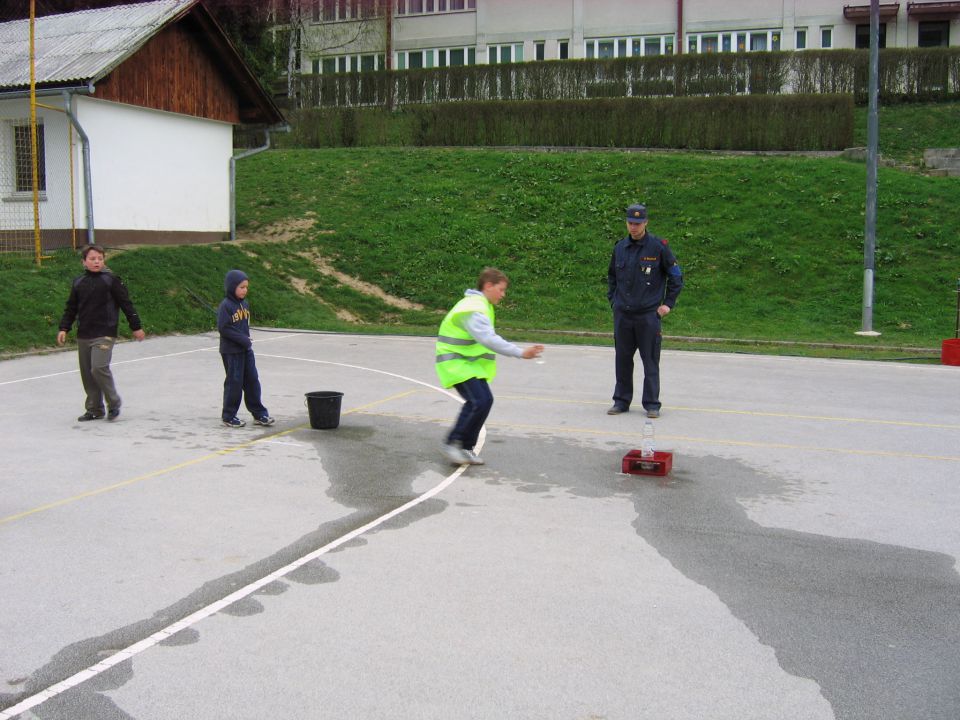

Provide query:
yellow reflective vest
left=435, top=293, right=496, bottom=388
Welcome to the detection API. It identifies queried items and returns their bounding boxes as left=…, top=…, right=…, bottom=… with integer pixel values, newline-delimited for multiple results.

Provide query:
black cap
left=625, top=204, right=647, bottom=223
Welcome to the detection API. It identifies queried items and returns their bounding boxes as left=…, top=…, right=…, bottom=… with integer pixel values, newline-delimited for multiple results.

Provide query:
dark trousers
left=221, top=350, right=268, bottom=421
left=77, top=336, right=120, bottom=413
left=446, top=377, right=494, bottom=452
left=612, top=311, right=662, bottom=411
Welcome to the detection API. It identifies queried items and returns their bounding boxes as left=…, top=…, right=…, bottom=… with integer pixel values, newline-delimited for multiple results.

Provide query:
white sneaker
left=461, top=449, right=485, bottom=465
left=441, top=442, right=468, bottom=465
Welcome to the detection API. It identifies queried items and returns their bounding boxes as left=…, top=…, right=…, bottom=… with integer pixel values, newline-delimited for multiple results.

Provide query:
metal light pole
left=857, top=0, right=881, bottom=336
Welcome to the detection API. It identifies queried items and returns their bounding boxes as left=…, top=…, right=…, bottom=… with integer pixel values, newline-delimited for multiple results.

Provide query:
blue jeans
left=221, top=350, right=268, bottom=421
left=446, top=377, right=494, bottom=452
left=612, top=310, right=662, bottom=412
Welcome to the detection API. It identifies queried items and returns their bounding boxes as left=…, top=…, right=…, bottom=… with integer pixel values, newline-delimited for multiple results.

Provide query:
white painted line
left=0, top=351, right=478, bottom=720
left=259, top=353, right=464, bottom=399
left=0, top=462, right=472, bottom=720
left=0, top=333, right=298, bottom=387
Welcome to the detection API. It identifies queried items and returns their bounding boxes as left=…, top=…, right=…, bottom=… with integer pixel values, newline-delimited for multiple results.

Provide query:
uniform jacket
left=607, top=231, right=683, bottom=315
left=218, top=270, right=253, bottom=354
left=59, top=270, right=142, bottom=339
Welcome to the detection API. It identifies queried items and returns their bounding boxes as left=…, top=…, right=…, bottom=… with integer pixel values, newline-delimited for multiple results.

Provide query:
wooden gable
left=91, top=5, right=282, bottom=126
left=94, top=17, right=240, bottom=123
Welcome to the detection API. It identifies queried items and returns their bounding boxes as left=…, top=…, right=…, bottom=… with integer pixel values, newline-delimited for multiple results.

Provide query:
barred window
left=14, top=123, right=45, bottom=193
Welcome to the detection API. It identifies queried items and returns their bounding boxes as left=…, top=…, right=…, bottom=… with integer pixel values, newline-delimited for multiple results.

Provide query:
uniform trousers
left=612, top=310, right=662, bottom=412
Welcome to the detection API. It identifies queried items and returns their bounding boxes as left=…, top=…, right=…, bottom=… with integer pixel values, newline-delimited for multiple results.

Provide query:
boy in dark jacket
left=218, top=269, right=274, bottom=428
left=57, top=244, right=145, bottom=422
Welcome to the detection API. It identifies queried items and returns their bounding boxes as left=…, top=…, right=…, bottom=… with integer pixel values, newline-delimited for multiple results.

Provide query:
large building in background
left=296, top=0, right=960, bottom=76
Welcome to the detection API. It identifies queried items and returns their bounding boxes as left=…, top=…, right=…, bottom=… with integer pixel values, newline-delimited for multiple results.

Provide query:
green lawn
left=854, top=100, right=960, bottom=164
left=4, top=140, right=959, bottom=359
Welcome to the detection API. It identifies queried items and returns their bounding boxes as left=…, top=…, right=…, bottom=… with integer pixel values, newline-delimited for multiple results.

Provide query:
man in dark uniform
left=607, top=203, right=683, bottom=418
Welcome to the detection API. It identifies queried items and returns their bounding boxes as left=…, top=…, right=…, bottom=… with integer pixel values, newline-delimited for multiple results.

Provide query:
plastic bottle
left=641, top=420, right=655, bottom=458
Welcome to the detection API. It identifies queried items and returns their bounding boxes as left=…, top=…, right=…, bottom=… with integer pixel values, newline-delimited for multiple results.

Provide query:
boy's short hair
left=477, top=267, right=508, bottom=290
left=80, top=244, right=106, bottom=260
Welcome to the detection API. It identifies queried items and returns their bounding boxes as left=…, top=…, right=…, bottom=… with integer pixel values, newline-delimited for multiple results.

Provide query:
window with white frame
left=687, top=30, right=781, bottom=53
left=396, top=46, right=475, bottom=69
left=313, top=0, right=380, bottom=22
left=821, top=27, right=833, bottom=48
left=535, top=41, right=545, bottom=61
left=488, top=43, right=523, bottom=64
left=796, top=28, right=807, bottom=49
left=638, top=35, right=674, bottom=56
left=315, top=53, right=385, bottom=73
left=396, top=0, right=474, bottom=14
left=12, top=122, right=46, bottom=194
left=439, top=47, right=475, bottom=66
left=558, top=40, right=569, bottom=59
left=591, top=35, right=675, bottom=58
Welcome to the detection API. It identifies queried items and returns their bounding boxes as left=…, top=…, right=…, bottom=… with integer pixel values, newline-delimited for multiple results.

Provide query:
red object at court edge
left=622, top=450, right=673, bottom=476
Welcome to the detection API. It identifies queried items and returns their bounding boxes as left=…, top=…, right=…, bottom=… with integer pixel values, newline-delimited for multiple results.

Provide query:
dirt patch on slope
left=238, top=215, right=425, bottom=316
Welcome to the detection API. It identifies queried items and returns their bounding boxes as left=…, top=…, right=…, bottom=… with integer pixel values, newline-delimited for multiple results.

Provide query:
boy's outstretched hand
left=521, top=345, right=545, bottom=360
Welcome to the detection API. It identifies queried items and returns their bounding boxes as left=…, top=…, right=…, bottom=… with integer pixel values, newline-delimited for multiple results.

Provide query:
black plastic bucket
left=305, top=391, right=344, bottom=429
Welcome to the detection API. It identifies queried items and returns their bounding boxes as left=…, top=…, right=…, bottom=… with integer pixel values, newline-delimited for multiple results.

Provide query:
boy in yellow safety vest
left=435, top=267, right=544, bottom=465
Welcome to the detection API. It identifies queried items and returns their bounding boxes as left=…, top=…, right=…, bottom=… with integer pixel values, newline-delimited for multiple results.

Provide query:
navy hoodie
left=218, top=269, right=252, bottom=354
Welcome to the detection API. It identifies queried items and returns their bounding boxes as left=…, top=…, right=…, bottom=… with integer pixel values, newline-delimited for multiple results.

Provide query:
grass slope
left=853, top=100, right=960, bottom=164
left=236, top=146, right=959, bottom=344
left=4, top=107, right=960, bottom=358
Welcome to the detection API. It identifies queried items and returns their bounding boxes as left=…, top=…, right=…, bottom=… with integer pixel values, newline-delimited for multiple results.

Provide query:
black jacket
left=59, top=270, right=142, bottom=339
left=607, top=231, right=683, bottom=315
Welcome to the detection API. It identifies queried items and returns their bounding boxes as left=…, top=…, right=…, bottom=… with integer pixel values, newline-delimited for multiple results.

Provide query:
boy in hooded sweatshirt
left=218, top=269, right=274, bottom=428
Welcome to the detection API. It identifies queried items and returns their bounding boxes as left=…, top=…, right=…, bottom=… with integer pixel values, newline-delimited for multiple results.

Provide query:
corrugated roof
left=0, top=0, right=197, bottom=89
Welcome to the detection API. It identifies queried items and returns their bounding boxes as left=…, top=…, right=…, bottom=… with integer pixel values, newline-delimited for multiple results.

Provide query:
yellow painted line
left=353, top=410, right=960, bottom=463
left=0, top=427, right=301, bottom=527
left=1, top=391, right=416, bottom=528
left=345, top=389, right=417, bottom=413
left=495, top=394, right=960, bottom=431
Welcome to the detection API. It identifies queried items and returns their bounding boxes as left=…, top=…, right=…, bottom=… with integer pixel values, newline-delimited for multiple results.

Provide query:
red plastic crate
left=622, top=450, right=673, bottom=476
left=943, top=339, right=960, bottom=366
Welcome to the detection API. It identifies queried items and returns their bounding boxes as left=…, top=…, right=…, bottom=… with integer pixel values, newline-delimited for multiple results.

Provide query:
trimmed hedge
left=279, top=94, right=854, bottom=151
left=291, top=47, right=960, bottom=109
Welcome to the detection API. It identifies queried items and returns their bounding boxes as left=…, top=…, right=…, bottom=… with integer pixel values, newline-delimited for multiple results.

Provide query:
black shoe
left=645, top=408, right=660, bottom=418
left=607, top=405, right=628, bottom=415
left=78, top=411, right=105, bottom=422
left=254, top=415, right=275, bottom=426
left=107, top=408, right=121, bottom=421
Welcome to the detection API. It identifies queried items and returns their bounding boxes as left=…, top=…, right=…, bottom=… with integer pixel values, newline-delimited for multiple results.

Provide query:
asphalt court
left=2, top=330, right=959, bottom=720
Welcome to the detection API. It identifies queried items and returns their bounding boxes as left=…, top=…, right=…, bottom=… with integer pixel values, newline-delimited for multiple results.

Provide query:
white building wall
left=75, top=96, right=232, bottom=233
left=393, top=11, right=477, bottom=51
left=300, top=0, right=959, bottom=69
